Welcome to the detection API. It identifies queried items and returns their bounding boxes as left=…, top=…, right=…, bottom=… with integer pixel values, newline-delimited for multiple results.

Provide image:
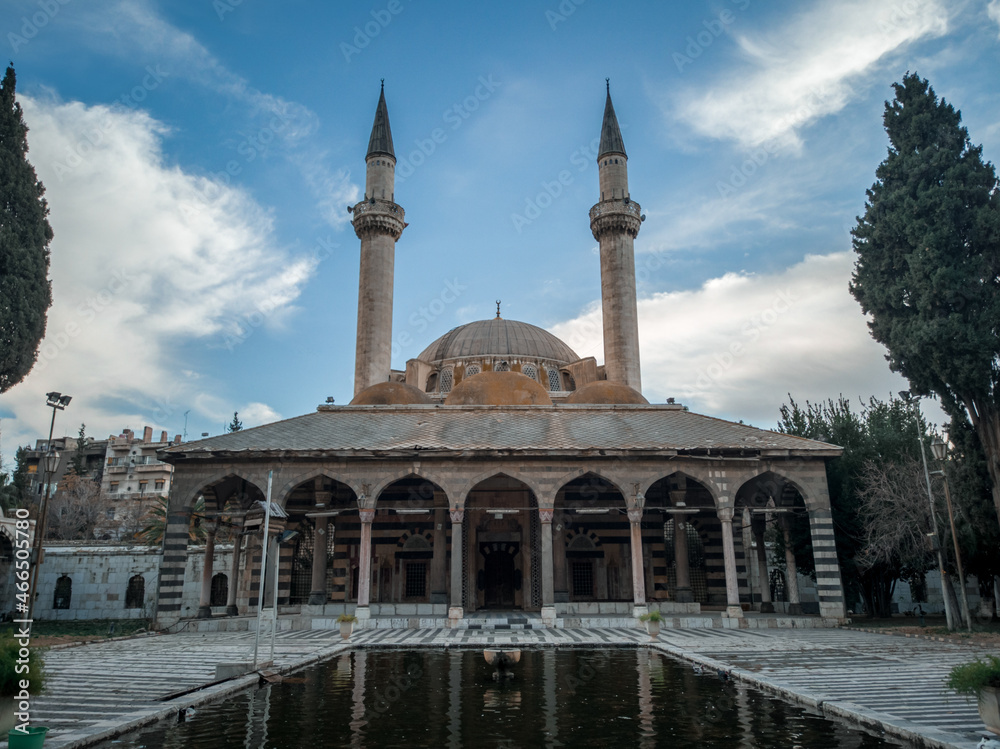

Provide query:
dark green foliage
left=0, top=65, right=53, bottom=394
left=227, top=411, right=242, bottom=433
left=946, top=655, right=1000, bottom=696
left=0, top=635, right=44, bottom=696
left=0, top=446, right=30, bottom=511
left=777, top=394, right=928, bottom=617
left=70, top=423, right=87, bottom=476
left=850, top=73, right=1000, bottom=531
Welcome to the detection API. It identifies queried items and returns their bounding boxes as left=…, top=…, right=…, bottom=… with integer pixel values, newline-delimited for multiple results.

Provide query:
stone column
left=553, top=515, right=568, bottom=602
left=670, top=486, right=692, bottom=603
left=807, top=504, right=847, bottom=619
left=751, top=514, right=774, bottom=613
left=717, top=507, right=743, bottom=618
left=226, top=532, right=243, bottom=616
left=780, top=513, right=802, bottom=615
left=628, top=508, right=648, bottom=617
left=430, top=505, right=448, bottom=604
left=308, top=515, right=330, bottom=605
left=197, top=520, right=217, bottom=619
left=539, top=509, right=556, bottom=625
left=448, top=509, right=464, bottom=625
left=356, top=509, right=375, bottom=619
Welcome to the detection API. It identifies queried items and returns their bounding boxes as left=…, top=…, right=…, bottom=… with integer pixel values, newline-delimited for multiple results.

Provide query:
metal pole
left=918, top=425, right=955, bottom=630
left=269, top=530, right=280, bottom=663
left=939, top=467, right=973, bottom=631
left=25, top=404, right=59, bottom=622
left=252, top=470, right=273, bottom=670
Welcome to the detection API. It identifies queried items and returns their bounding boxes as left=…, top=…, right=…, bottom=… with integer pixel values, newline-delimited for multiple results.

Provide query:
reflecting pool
left=99, top=649, right=906, bottom=748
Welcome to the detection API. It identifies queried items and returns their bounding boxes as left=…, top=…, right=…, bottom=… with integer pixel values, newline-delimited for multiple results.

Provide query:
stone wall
left=27, top=542, right=233, bottom=621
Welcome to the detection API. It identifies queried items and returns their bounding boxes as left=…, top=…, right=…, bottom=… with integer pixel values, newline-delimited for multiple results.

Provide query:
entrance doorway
left=481, top=543, right=517, bottom=608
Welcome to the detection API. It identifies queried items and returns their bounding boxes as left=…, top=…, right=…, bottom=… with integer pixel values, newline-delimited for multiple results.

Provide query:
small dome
left=418, top=318, right=579, bottom=365
left=564, top=381, right=648, bottom=405
left=350, top=381, right=434, bottom=406
left=444, top=371, right=553, bottom=406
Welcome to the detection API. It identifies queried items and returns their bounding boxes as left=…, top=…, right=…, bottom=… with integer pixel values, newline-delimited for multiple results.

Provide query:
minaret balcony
left=350, top=198, right=406, bottom=240
left=589, top=197, right=643, bottom=240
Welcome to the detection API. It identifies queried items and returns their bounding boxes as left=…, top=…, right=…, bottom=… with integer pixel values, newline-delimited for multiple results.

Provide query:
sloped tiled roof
left=162, top=405, right=840, bottom=459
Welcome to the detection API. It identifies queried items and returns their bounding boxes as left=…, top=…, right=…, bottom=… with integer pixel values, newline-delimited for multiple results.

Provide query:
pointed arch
left=644, top=471, right=720, bottom=509
left=173, top=471, right=266, bottom=512
left=275, top=468, right=361, bottom=507
left=369, top=470, right=450, bottom=506
left=551, top=468, right=629, bottom=500
left=458, top=470, right=544, bottom=506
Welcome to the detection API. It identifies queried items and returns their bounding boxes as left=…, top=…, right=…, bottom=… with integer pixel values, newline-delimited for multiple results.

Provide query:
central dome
left=418, top=318, right=579, bottom=364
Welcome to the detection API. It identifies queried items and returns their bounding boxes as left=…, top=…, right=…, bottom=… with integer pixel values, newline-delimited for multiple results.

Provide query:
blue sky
left=2, top=0, right=999, bottom=461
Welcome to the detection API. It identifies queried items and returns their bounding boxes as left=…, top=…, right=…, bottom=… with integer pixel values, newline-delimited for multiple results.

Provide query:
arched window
left=495, top=361, right=510, bottom=372
left=54, top=575, right=72, bottom=609
left=125, top=574, right=145, bottom=609
left=464, top=363, right=481, bottom=378
left=439, top=368, right=454, bottom=393
left=425, top=372, right=438, bottom=393
left=522, top=365, right=537, bottom=382
left=562, top=371, right=576, bottom=391
left=547, top=368, right=562, bottom=392
left=211, top=573, right=229, bottom=606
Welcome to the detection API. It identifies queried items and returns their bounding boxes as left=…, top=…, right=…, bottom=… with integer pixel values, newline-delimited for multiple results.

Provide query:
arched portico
left=552, top=473, right=631, bottom=613
left=734, top=470, right=846, bottom=618
left=456, top=474, right=541, bottom=617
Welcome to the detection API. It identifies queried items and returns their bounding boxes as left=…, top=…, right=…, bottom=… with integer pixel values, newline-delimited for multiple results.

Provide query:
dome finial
left=606, top=77, right=610, bottom=93
left=496, top=300, right=502, bottom=318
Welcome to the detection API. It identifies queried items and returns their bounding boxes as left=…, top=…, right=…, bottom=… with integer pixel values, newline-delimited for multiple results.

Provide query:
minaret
left=591, top=80, right=642, bottom=391
left=351, top=82, right=406, bottom=395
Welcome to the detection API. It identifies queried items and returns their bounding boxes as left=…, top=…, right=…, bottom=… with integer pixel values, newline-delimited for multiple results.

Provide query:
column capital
left=359, top=509, right=375, bottom=523
left=716, top=506, right=734, bottom=523
left=627, top=508, right=643, bottom=523
left=538, top=508, right=554, bottom=524
left=449, top=509, right=464, bottom=524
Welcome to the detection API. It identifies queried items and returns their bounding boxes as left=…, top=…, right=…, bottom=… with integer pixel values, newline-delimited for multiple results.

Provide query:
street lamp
left=899, top=391, right=955, bottom=630
left=26, top=392, right=72, bottom=622
left=930, top=436, right=973, bottom=632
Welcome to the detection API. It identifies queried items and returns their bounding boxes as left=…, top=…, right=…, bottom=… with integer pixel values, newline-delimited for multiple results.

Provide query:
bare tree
left=857, top=456, right=936, bottom=573
left=46, top=473, right=116, bottom=540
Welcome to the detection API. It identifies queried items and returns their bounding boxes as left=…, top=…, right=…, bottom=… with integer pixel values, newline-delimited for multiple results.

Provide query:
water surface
left=100, top=648, right=906, bottom=748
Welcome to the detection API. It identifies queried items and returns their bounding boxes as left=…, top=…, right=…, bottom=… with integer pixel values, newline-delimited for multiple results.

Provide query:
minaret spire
left=591, top=82, right=642, bottom=391
left=352, top=84, right=405, bottom=395
left=598, top=80, right=626, bottom=159
left=367, top=80, right=395, bottom=160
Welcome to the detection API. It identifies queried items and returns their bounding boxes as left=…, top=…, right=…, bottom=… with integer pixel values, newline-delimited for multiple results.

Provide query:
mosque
left=154, top=84, right=846, bottom=629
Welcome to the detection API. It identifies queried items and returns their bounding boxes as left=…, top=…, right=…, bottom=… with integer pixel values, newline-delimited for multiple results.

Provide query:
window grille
left=125, top=574, right=145, bottom=608
left=572, top=562, right=593, bottom=597
left=547, top=369, right=562, bottom=391
left=495, top=361, right=510, bottom=372
left=465, top=363, right=481, bottom=377
left=54, top=575, right=72, bottom=609
left=406, top=563, right=427, bottom=598
left=211, top=573, right=228, bottom=606
left=522, top=365, right=537, bottom=381
left=439, top=368, right=454, bottom=393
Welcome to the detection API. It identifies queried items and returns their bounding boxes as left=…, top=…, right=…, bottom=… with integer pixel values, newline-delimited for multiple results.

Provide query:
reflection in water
left=98, top=649, right=904, bottom=749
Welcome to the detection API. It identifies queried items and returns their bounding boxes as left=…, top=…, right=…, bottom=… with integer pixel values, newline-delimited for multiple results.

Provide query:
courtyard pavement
left=11, top=623, right=997, bottom=749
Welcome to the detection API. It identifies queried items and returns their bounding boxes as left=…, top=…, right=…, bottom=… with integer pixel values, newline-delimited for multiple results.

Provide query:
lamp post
left=931, top=436, right=973, bottom=632
left=26, top=392, right=72, bottom=622
left=899, top=391, right=955, bottom=630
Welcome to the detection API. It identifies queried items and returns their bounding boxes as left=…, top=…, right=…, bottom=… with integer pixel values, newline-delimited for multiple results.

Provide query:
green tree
left=69, top=423, right=88, bottom=476
left=0, top=445, right=30, bottom=511
left=778, top=394, right=930, bottom=617
left=850, top=73, right=1000, bottom=532
left=138, top=495, right=206, bottom=546
left=227, top=411, right=242, bottom=433
left=0, top=65, right=54, bottom=394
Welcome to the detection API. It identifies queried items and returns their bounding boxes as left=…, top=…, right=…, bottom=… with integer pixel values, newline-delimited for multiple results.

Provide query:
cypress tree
left=850, top=73, right=1000, bottom=531
left=0, top=64, right=53, bottom=393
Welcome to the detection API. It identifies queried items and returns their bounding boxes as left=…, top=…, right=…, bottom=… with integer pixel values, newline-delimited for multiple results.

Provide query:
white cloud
left=671, top=0, right=950, bottom=150
left=72, top=0, right=358, bottom=227
left=0, top=96, right=310, bottom=457
left=550, top=251, right=915, bottom=428
left=989, top=0, right=1000, bottom=36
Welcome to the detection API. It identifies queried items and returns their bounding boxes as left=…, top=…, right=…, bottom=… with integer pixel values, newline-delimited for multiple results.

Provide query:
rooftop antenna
left=183, top=410, right=190, bottom=441
left=496, top=300, right=502, bottom=319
